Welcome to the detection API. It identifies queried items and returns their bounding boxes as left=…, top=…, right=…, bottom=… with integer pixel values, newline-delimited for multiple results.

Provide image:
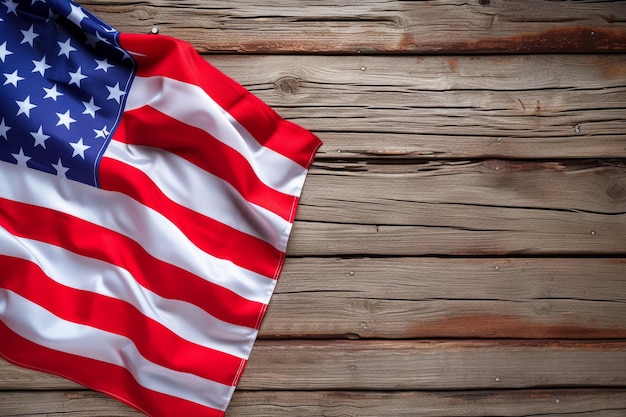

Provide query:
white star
left=20, top=24, right=39, bottom=47
left=84, top=32, right=100, bottom=48
left=11, top=148, right=31, bottom=167
left=47, top=8, right=58, bottom=21
left=0, top=41, right=13, bottom=62
left=106, top=83, right=126, bottom=103
left=43, top=84, right=63, bottom=101
left=16, top=96, right=37, bottom=117
left=2, top=0, right=19, bottom=16
left=94, top=57, right=114, bottom=72
left=0, top=118, right=11, bottom=139
left=3, top=69, right=24, bottom=87
left=56, top=110, right=76, bottom=129
left=94, top=125, right=109, bottom=139
left=67, top=3, right=88, bottom=26
left=30, top=126, right=49, bottom=148
left=57, top=38, right=76, bottom=58
left=51, top=158, right=69, bottom=178
left=70, top=138, right=90, bottom=159
left=68, top=66, right=87, bottom=87
left=82, top=97, right=100, bottom=118
left=32, top=56, right=51, bottom=76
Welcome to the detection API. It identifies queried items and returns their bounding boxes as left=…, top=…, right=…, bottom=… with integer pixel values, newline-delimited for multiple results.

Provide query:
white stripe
left=0, top=289, right=234, bottom=411
left=0, top=229, right=256, bottom=359
left=104, top=140, right=291, bottom=251
left=0, top=162, right=276, bottom=305
left=125, top=75, right=308, bottom=197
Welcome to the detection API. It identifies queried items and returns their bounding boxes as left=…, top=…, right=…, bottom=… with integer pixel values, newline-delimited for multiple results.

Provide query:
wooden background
left=2, top=0, right=626, bottom=415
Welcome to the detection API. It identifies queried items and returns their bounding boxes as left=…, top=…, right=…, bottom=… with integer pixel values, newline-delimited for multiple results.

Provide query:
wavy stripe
left=0, top=230, right=256, bottom=359
left=0, top=255, right=246, bottom=385
left=125, top=75, right=309, bottom=198
left=120, top=33, right=322, bottom=169
left=99, top=157, right=284, bottom=277
left=0, top=289, right=234, bottom=412
left=113, top=105, right=296, bottom=233
left=0, top=162, right=278, bottom=303
left=0, top=195, right=267, bottom=330
left=104, top=136, right=291, bottom=251
left=0, top=321, right=226, bottom=417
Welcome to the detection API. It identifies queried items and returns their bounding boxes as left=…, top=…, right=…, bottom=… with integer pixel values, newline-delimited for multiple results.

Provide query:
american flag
left=0, top=0, right=321, bottom=415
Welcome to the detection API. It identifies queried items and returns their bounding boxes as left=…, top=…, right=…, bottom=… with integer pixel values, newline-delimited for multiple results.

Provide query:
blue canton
left=0, top=0, right=134, bottom=187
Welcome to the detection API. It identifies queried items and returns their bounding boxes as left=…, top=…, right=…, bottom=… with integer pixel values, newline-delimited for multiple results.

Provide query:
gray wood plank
left=288, top=160, right=626, bottom=256
left=206, top=54, right=626, bottom=159
left=288, top=219, right=626, bottom=256
left=240, top=340, right=626, bottom=390
left=1, top=389, right=626, bottom=417
left=229, top=389, right=626, bottom=417
left=3, top=340, right=626, bottom=391
left=82, top=0, right=626, bottom=53
left=0, top=391, right=142, bottom=416
left=261, top=257, right=626, bottom=339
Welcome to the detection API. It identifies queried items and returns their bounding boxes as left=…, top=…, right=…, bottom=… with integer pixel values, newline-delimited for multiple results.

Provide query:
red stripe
left=0, top=197, right=265, bottom=329
left=99, top=157, right=284, bottom=278
left=119, top=33, right=322, bottom=169
left=0, top=255, right=244, bottom=386
left=114, top=105, right=297, bottom=221
left=0, top=321, right=225, bottom=417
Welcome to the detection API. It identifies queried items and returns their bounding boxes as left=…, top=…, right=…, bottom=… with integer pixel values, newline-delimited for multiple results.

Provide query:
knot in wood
left=274, top=76, right=300, bottom=95
left=129, top=8, right=152, bottom=21
left=605, top=182, right=626, bottom=202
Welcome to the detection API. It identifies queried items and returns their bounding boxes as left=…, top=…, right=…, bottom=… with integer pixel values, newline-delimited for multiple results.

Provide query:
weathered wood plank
left=244, top=340, right=626, bottom=390
left=262, top=257, right=626, bottom=339
left=243, top=340, right=626, bottom=390
left=82, top=0, right=626, bottom=53
left=1, top=389, right=626, bottom=416
left=207, top=54, right=626, bottom=159
left=0, top=391, right=142, bottom=416
left=229, top=389, right=626, bottom=417
left=303, top=160, right=626, bottom=216
left=289, top=217, right=626, bottom=256
left=3, top=340, right=626, bottom=391
left=288, top=160, right=626, bottom=256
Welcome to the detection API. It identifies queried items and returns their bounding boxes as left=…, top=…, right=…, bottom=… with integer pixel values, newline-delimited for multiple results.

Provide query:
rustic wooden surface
left=2, top=0, right=626, bottom=416
left=81, top=0, right=626, bottom=54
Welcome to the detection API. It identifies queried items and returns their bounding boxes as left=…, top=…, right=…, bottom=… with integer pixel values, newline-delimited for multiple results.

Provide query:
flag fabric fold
left=0, top=1, right=321, bottom=415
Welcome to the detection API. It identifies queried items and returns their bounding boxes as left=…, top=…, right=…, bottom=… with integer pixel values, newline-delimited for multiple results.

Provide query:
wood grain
left=1, top=389, right=625, bottom=417
left=243, top=340, right=626, bottom=390
left=287, top=160, right=626, bottom=256
left=3, top=340, right=626, bottom=391
left=228, top=389, right=626, bottom=417
left=204, top=54, right=626, bottom=159
left=261, top=257, right=626, bottom=339
left=0, top=391, right=142, bottom=416
left=82, top=0, right=626, bottom=54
